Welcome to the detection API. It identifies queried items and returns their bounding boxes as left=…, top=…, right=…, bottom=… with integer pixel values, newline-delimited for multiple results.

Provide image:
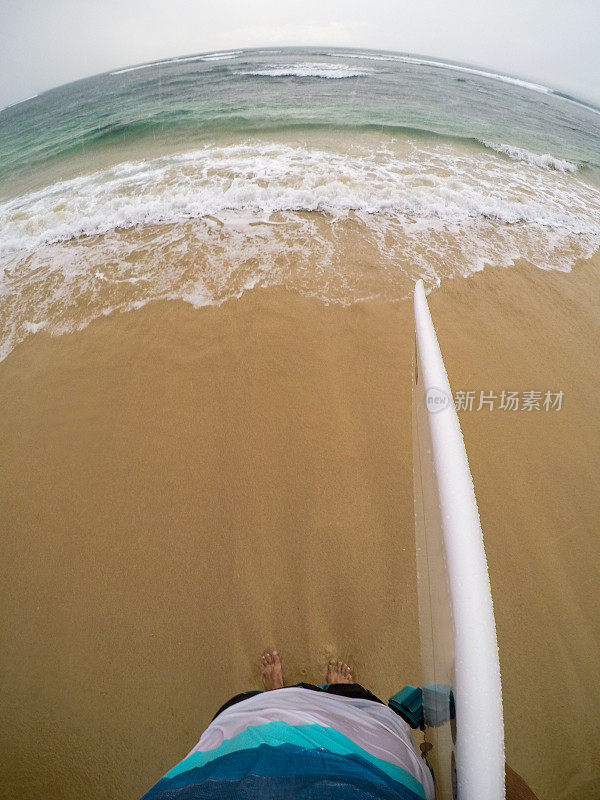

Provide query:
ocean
left=1, top=46, right=599, bottom=360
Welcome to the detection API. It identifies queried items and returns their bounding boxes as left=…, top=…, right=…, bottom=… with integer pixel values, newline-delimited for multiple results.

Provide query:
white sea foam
left=481, top=141, right=578, bottom=172
left=23, top=320, right=47, bottom=333
left=240, top=63, right=371, bottom=79
left=1, top=140, right=599, bottom=361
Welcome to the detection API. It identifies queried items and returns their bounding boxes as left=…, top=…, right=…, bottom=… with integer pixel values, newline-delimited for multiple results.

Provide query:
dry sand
left=1, top=253, right=599, bottom=799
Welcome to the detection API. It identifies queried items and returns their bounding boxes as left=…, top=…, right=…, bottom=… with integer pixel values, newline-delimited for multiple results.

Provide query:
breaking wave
left=240, top=63, right=371, bottom=79
left=111, top=51, right=243, bottom=75
left=1, top=141, right=598, bottom=257
left=481, top=141, right=578, bottom=172
left=326, top=52, right=552, bottom=93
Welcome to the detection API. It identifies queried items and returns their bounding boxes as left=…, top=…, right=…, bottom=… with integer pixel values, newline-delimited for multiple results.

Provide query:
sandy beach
left=0, top=250, right=599, bottom=799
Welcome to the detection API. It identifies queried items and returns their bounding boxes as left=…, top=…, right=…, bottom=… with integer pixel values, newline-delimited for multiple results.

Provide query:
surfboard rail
left=412, top=279, right=504, bottom=800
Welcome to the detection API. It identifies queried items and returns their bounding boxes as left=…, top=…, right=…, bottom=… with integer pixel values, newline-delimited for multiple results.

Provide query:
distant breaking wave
left=111, top=51, right=242, bottom=75
left=328, top=52, right=551, bottom=94
left=240, top=63, right=371, bottom=79
left=0, top=94, right=39, bottom=112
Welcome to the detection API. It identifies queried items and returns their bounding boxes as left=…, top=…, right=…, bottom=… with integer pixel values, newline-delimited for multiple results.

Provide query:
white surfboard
left=412, top=279, right=504, bottom=800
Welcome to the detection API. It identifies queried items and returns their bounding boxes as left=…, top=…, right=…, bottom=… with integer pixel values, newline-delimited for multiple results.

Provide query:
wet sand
left=1, top=253, right=599, bottom=799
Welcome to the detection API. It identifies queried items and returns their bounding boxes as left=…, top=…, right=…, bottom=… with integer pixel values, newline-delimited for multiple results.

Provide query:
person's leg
left=211, top=650, right=284, bottom=721
left=212, top=653, right=383, bottom=723
left=326, top=660, right=354, bottom=684
left=260, top=650, right=284, bottom=690
left=320, top=660, right=385, bottom=705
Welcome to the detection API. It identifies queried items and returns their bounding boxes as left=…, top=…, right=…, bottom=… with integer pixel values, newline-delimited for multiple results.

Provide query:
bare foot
left=326, top=660, right=354, bottom=684
left=261, top=650, right=284, bottom=690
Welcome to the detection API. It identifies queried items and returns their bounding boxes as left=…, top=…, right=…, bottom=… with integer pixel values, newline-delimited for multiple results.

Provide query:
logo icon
left=426, top=387, right=452, bottom=414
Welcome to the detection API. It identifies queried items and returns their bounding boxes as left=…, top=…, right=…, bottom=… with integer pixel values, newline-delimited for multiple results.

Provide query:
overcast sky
left=1, top=0, right=599, bottom=109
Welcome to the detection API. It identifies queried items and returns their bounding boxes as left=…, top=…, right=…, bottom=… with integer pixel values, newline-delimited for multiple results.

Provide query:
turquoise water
left=0, top=47, right=599, bottom=360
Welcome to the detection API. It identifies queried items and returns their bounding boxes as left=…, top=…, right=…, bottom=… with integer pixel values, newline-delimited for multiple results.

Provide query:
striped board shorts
left=140, top=685, right=435, bottom=799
